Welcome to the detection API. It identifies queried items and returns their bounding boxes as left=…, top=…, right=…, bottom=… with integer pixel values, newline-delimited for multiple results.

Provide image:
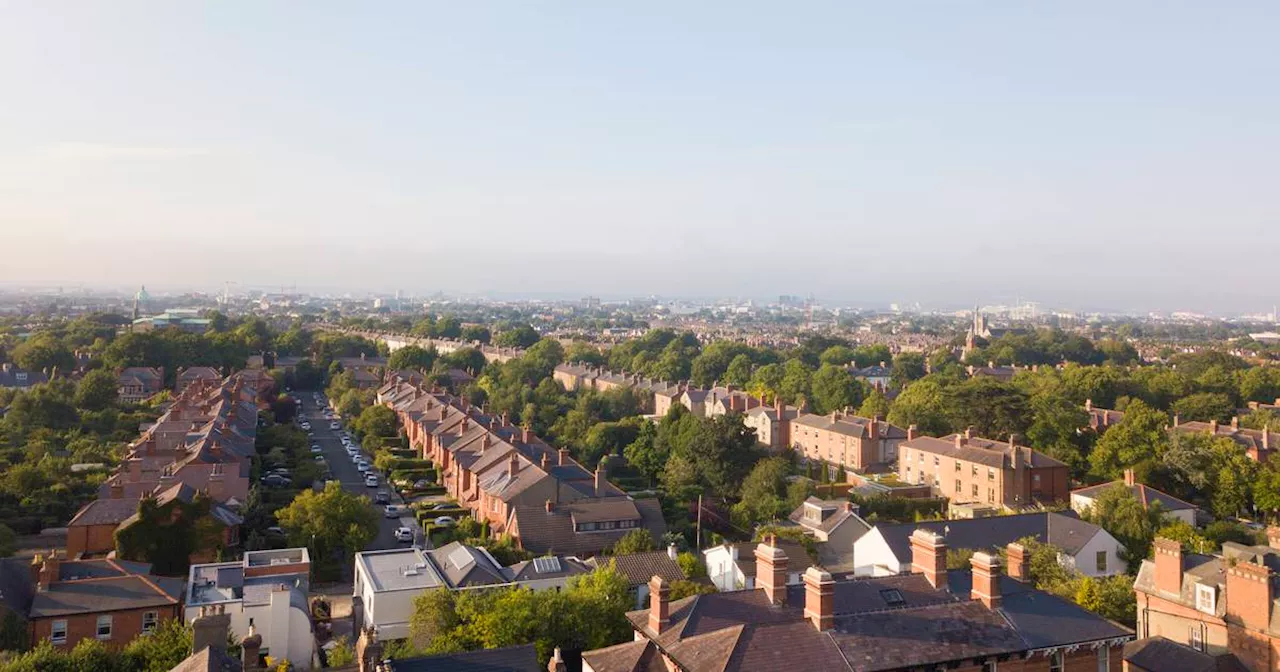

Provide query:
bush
left=390, top=469, right=436, bottom=484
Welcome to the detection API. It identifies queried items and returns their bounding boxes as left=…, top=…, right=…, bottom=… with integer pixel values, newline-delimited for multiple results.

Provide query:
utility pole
left=696, top=494, right=703, bottom=551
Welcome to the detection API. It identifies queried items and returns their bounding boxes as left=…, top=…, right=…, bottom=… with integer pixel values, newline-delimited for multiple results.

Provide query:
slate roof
left=1172, top=421, right=1274, bottom=454
left=0, top=558, right=35, bottom=620
left=387, top=644, right=539, bottom=672
left=612, top=567, right=1132, bottom=672
left=1072, top=481, right=1198, bottom=512
left=902, top=434, right=1067, bottom=469
left=588, top=550, right=685, bottom=587
left=29, top=559, right=183, bottom=618
left=170, top=646, right=243, bottom=672
left=788, top=497, right=870, bottom=536
left=509, top=498, right=667, bottom=557
left=792, top=413, right=909, bottom=441
left=1122, top=636, right=1238, bottom=672
left=581, top=639, right=666, bottom=672
left=68, top=496, right=143, bottom=527
left=0, top=365, right=48, bottom=388
left=505, top=555, right=591, bottom=583
left=427, top=542, right=508, bottom=588
left=871, top=511, right=1102, bottom=562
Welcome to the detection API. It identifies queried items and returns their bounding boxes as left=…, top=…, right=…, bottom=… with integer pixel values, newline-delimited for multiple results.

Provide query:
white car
left=365, top=475, right=378, bottom=487
left=434, top=516, right=456, bottom=527
left=394, top=527, right=413, bottom=542
left=357, top=462, right=370, bottom=473
left=310, top=445, right=321, bottom=453
left=329, top=422, right=341, bottom=430
left=384, top=504, right=404, bottom=518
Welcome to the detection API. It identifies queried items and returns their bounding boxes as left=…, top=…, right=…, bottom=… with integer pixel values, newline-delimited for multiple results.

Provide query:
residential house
left=1085, top=398, right=1125, bottom=433
left=785, top=497, right=872, bottom=571
left=966, top=362, right=1023, bottom=381
left=1246, top=398, right=1280, bottom=414
left=898, top=431, right=1070, bottom=508
left=1071, top=469, right=1198, bottom=526
left=0, top=363, right=48, bottom=389
left=27, top=553, right=183, bottom=651
left=702, top=385, right=760, bottom=418
left=1132, top=531, right=1280, bottom=669
left=336, top=354, right=387, bottom=373
left=1122, top=636, right=1243, bottom=672
left=742, top=397, right=799, bottom=451
left=586, top=546, right=686, bottom=608
left=117, top=367, right=165, bottom=404
left=175, top=367, right=222, bottom=394
left=582, top=534, right=1131, bottom=672
left=353, top=543, right=588, bottom=640
left=652, top=382, right=685, bottom=418
left=506, top=497, right=667, bottom=558
left=702, top=540, right=815, bottom=592
left=1170, top=416, right=1274, bottom=463
left=847, top=361, right=892, bottom=391
left=184, top=549, right=314, bottom=668
left=852, top=510, right=1126, bottom=578
left=792, top=412, right=910, bottom=478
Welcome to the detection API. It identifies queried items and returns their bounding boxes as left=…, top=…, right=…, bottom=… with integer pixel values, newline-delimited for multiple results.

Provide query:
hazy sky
left=2, top=3, right=1278, bottom=313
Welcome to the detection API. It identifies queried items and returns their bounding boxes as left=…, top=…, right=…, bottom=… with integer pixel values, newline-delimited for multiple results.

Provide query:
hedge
left=416, top=507, right=469, bottom=523
left=390, top=468, right=436, bottom=483
left=384, top=458, right=432, bottom=472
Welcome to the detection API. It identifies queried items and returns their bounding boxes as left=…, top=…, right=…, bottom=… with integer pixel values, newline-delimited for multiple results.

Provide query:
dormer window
left=1195, top=583, right=1216, bottom=614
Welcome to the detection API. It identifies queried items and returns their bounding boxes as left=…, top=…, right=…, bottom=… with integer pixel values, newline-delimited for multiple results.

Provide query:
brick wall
left=30, top=604, right=180, bottom=651
left=66, top=523, right=119, bottom=558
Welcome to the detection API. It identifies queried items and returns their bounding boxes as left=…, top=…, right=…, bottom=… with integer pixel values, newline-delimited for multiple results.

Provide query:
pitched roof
left=788, top=497, right=870, bottom=536
left=169, top=646, right=243, bottom=672
left=509, top=498, right=667, bottom=557
left=387, top=644, right=539, bottom=672
left=870, top=511, right=1102, bottom=562
left=29, top=559, right=183, bottom=618
left=68, top=497, right=142, bottom=527
left=1071, top=481, right=1198, bottom=512
left=588, top=550, right=686, bottom=587
left=902, top=434, right=1067, bottom=469
left=505, top=555, right=591, bottom=583
left=0, top=558, right=35, bottom=620
left=581, top=639, right=666, bottom=672
left=426, top=542, right=508, bottom=588
left=1122, top=636, right=1233, bottom=672
left=792, top=413, right=909, bottom=440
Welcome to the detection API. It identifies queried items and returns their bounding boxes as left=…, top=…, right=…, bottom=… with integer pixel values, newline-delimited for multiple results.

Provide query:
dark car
left=261, top=474, right=292, bottom=487
left=374, top=490, right=390, bottom=505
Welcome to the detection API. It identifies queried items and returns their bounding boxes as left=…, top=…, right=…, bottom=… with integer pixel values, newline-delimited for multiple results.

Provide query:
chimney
left=1172, top=413, right=1180, bottom=427
left=356, top=626, right=384, bottom=672
left=1266, top=526, right=1280, bottom=551
left=1123, top=468, right=1136, bottom=487
left=907, top=424, right=918, bottom=441
left=867, top=416, right=879, bottom=439
left=509, top=453, right=520, bottom=475
left=594, top=463, right=607, bottom=495
left=803, top=566, right=835, bottom=631
left=1209, top=419, right=1219, bottom=435
left=109, top=481, right=124, bottom=499
left=548, top=646, right=567, bottom=672
left=36, top=554, right=60, bottom=591
left=970, top=552, right=1002, bottom=609
left=241, top=624, right=262, bottom=670
left=754, top=535, right=788, bottom=606
left=1231, top=416, right=1239, bottom=431
left=1226, top=560, right=1272, bottom=632
left=482, top=433, right=491, bottom=451
left=964, top=426, right=973, bottom=440
left=910, top=529, right=947, bottom=589
left=648, top=576, right=670, bottom=634
left=1264, top=427, right=1271, bottom=451
left=954, top=434, right=966, bottom=449
left=1006, top=543, right=1029, bottom=581
left=1153, top=537, right=1183, bottom=596
left=558, top=448, right=569, bottom=465
left=192, top=605, right=232, bottom=656
left=522, top=425, right=532, bottom=444
left=540, top=452, right=550, bottom=471
left=502, top=411, right=510, bottom=427
left=1084, top=398, right=1092, bottom=411
left=545, top=499, right=554, bottom=514
left=668, top=543, right=679, bottom=560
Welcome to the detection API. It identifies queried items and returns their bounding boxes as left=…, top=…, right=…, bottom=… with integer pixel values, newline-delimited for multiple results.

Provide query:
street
left=297, top=394, right=414, bottom=552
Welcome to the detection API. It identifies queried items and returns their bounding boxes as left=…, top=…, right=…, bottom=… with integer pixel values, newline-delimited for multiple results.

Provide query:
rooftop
left=356, top=548, right=444, bottom=592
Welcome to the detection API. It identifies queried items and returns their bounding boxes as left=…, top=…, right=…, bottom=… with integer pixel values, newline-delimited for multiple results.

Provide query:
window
left=955, top=480, right=962, bottom=494
left=50, top=620, right=67, bottom=644
left=1097, top=646, right=1109, bottom=672
left=972, top=484, right=979, bottom=497
left=933, top=456, right=939, bottom=467
left=1195, top=584, right=1216, bottom=614
left=1048, top=651, right=1064, bottom=672
left=955, top=460, right=961, bottom=472
left=1033, top=473, right=1042, bottom=488
left=971, top=465, right=978, bottom=477
left=143, top=611, right=158, bottom=634
left=1189, top=625, right=1204, bottom=651
left=879, top=589, right=905, bottom=606
left=987, top=468, right=995, bottom=481
left=987, top=488, right=995, bottom=503
left=1096, top=551, right=1107, bottom=573
left=96, top=615, right=113, bottom=640
left=918, top=453, right=923, bottom=463
left=982, top=661, right=998, bottom=672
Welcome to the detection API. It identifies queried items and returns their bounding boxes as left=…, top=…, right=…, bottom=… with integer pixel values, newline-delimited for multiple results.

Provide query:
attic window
left=1195, top=583, right=1216, bottom=614
left=880, top=589, right=905, bottom=606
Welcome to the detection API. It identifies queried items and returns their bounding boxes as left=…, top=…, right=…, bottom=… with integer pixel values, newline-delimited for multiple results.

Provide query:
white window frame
left=1189, top=625, right=1204, bottom=651
left=1096, top=550, right=1107, bottom=573
left=96, top=614, right=113, bottom=640
left=1195, top=583, right=1216, bottom=614
left=982, top=661, right=998, bottom=672
left=50, top=619, right=67, bottom=644
left=142, top=610, right=158, bottom=634
left=1097, top=645, right=1109, bottom=672
left=1048, top=650, right=1064, bottom=672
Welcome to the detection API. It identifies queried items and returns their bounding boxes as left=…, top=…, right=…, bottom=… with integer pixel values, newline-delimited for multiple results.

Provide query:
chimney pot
left=1123, top=468, right=1136, bottom=487
left=545, top=499, right=554, bottom=513
left=969, top=551, right=1002, bottom=609
left=1006, top=542, right=1029, bottom=581
left=803, top=566, right=835, bottom=631
left=648, top=576, right=671, bottom=634
left=909, top=529, right=947, bottom=589
left=754, top=536, right=789, bottom=606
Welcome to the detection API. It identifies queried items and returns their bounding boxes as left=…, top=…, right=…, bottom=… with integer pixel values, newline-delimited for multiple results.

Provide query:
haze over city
left=2, top=3, right=1278, bottom=313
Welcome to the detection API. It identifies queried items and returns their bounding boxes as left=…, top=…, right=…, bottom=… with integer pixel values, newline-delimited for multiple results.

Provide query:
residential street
left=298, top=394, right=415, bottom=552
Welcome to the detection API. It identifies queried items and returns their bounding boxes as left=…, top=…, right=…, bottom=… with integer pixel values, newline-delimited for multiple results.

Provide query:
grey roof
left=1123, top=636, right=1234, bottom=672
left=506, top=555, right=592, bottom=582
left=0, top=365, right=48, bottom=388
left=169, top=646, right=243, bottom=672
left=788, top=497, right=871, bottom=536
left=872, top=511, right=1102, bottom=563
left=68, top=497, right=142, bottom=527
left=30, top=560, right=183, bottom=618
left=388, top=644, right=539, bottom=672
left=356, top=548, right=444, bottom=592
left=587, top=551, right=685, bottom=587
left=902, top=435, right=1067, bottom=469
left=0, top=558, right=35, bottom=620
left=509, top=497, right=667, bottom=557
left=1072, top=481, right=1198, bottom=512
left=427, top=542, right=507, bottom=588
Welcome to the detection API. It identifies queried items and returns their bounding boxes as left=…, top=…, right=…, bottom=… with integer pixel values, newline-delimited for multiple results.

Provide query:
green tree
left=0, top=523, right=14, bottom=558
left=12, top=333, right=75, bottom=373
left=887, top=379, right=949, bottom=436
left=858, top=389, right=891, bottom=419
left=609, top=528, right=656, bottom=555
left=1079, top=483, right=1165, bottom=567
left=74, top=368, right=119, bottom=411
left=387, top=345, right=438, bottom=372
left=943, top=377, right=1030, bottom=440
left=723, top=354, right=755, bottom=388
left=460, top=325, right=491, bottom=344
left=747, top=363, right=785, bottom=401
left=121, top=618, right=194, bottom=672
left=818, top=345, right=855, bottom=366
left=778, top=359, right=813, bottom=405
left=730, top=456, right=797, bottom=528
left=115, top=492, right=226, bottom=576
left=1254, top=459, right=1280, bottom=521
left=275, top=482, right=378, bottom=565
left=1024, top=394, right=1090, bottom=476
left=1171, top=392, right=1235, bottom=423
left=890, top=352, right=927, bottom=388
left=1089, top=399, right=1168, bottom=478
left=494, top=324, right=540, bottom=349
left=354, top=404, right=398, bottom=439
left=809, top=364, right=862, bottom=415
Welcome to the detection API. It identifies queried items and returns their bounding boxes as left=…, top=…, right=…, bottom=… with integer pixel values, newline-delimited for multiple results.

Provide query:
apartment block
left=898, top=431, right=1070, bottom=508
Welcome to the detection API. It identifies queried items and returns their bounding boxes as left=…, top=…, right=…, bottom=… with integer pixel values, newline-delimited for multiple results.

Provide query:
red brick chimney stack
left=970, top=552, right=1002, bottom=609
left=648, top=576, right=670, bottom=634
left=1153, top=537, right=1183, bottom=596
left=803, top=567, right=835, bottom=631
left=1226, top=560, right=1272, bottom=632
left=1006, top=543, right=1029, bottom=581
left=1123, top=468, right=1136, bottom=487
left=755, top=535, right=789, bottom=606
left=910, top=529, right=947, bottom=589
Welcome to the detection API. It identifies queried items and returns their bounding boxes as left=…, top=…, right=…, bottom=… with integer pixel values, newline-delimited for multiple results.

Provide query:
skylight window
left=880, top=589, right=905, bottom=606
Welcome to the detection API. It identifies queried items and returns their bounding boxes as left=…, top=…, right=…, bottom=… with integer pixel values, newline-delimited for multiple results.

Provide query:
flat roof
left=357, top=548, right=444, bottom=592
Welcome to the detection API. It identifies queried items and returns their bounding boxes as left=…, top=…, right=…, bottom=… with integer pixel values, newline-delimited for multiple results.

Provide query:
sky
left=2, top=2, right=1278, bottom=313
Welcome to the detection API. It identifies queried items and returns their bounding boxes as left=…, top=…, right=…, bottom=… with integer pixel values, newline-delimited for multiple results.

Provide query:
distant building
left=117, top=367, right=164, bottom=404
left=1170, top=416, right=1275, bottom=463
left=132, top=308, right=210, bottom=334
left=898, top=431, right=1070, bottom=508
left=792, top=412, right=910, bottom=478
left=1071, top=469, right=1198, bottom=526
left=0, top=363, right=48, bottom=389
left=1084, top=398, right=1125, bottom=433
left=174, top=366, right=221, bottom=394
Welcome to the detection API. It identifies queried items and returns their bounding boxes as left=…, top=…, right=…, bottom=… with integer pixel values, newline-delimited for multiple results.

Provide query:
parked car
left=313, top=456, right=325, bottom=463
left=434, top=516, right=456, bottom=527
left=266, top=526, right=286, bottom=536
left=430, top=503, right=453, bottom=510
left=357, top=461, right=370, bottom=473
left=394, top=527, right=414, bottom=542
left=373, top=490, right=390, bottom=505
left=310, top=445, right=322, bottom=453
left=365, top=475, right=379, bottom=488
left=413, top=479, right=432, bottom=489
left=384, top=504, right=404, bottom=518
left=329, top=422, right=341, bottom=430
left=261, top=474, right=292, bottom=487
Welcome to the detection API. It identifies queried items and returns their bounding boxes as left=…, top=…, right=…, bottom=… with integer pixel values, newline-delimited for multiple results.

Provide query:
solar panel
left=448, top=547, right=475, bottom=570
left=533, top=556, right=561, bottom=574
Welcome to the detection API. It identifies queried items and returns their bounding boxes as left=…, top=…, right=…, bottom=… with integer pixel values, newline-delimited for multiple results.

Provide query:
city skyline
left=3, top=3, right=1279, bottom=313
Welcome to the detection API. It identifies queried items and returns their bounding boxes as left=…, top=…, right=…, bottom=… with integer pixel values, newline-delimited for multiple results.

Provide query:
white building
left=851, top=511, right=1127, bottom=579
left=1070, top=470, right=1198, bottom=527
left=184, top=548, right=314, bottom=669
left=702, top=540, right=814, bottom=592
